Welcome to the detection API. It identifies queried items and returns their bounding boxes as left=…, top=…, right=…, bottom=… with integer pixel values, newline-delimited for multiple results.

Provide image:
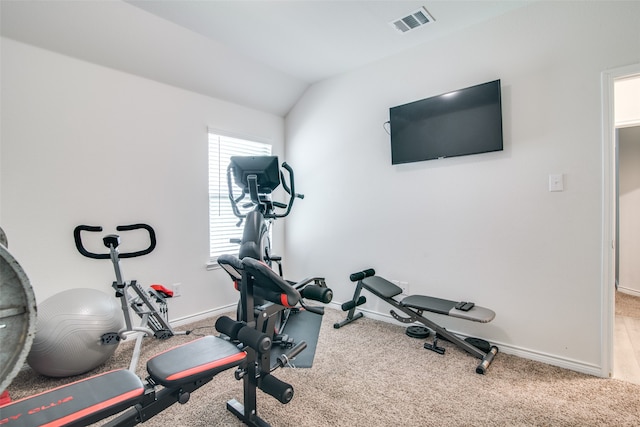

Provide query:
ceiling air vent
left=390, top=6, right=435, bottom=34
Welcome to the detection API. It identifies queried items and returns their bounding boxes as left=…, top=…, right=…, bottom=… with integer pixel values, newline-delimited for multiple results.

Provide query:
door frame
left=601, top=63, right=640, bottom=378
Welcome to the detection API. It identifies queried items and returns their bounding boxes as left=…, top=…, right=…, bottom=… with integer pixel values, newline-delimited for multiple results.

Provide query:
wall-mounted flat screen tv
left=389, top=79, right=503, bottom=165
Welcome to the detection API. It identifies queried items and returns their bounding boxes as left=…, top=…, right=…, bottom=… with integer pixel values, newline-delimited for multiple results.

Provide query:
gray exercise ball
left=27, top=288, right=123, bottom=377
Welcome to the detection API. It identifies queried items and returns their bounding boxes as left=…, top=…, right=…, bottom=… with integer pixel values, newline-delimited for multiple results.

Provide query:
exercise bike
left=73, top=223, right=188, bottom=372
left=219, top=156, right=332, bottom=349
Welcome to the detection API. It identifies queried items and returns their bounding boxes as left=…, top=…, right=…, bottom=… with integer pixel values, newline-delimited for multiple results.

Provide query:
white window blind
left=208, top=131, right=271, bottom=262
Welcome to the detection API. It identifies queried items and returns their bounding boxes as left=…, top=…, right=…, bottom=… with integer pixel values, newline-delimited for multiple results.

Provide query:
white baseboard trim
left=333, top=303, right=604, bottom=378
left=617, top=287, right=640, bottom=298
left=169, top=304, right=236, bottom=328
left=497, top=343, right=603, bottom=377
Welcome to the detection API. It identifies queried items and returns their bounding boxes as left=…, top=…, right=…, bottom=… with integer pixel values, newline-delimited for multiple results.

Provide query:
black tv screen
left=389, top=79, right=503, bottom=165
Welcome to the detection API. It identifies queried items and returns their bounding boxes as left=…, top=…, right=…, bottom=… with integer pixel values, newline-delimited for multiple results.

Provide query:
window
left=208, top=131, right=272, bottom=263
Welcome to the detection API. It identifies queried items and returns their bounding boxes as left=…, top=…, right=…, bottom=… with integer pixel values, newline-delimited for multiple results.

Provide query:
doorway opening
left=602, top=64, right=640, bottom=383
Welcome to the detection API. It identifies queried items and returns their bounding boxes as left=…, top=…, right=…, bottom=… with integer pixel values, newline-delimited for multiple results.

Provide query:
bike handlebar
left=74, top=223, right=156, bottom=259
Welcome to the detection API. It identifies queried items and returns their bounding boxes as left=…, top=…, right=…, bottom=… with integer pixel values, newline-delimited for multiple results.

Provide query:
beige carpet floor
left=5, top=308, right=640, bottom=426
left=616, top=291, right=640, bottom=319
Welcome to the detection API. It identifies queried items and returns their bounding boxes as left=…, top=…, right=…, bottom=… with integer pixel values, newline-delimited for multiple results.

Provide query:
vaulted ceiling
left=1, top=0, right=532, bottom=116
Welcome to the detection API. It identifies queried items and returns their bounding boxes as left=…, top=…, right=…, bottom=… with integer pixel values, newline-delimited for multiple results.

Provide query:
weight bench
left=1, top=334, right=246, bottom=427
left=222, top=256, right=318, bottom=426
left=334, top=268, right=499, bottom=374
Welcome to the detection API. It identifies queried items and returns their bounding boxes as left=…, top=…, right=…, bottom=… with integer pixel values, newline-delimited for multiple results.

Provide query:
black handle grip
left=281, top=162, right=304, bottom=200
left=259, top=374, right=294, bottom=404
left=116, top=224, right=156, bottom=258
left=300, top=285, right=333, bottom=304
left=280, top=163, right=294, bottom=196
left=278, top=340, right=307, bottom=367
left=349, top=268, right=376, bottom=282
left=74, top=223, right=156, bottom=259
left=74, top=225, right=109, bottom=259
left=303, top=305, right=325, bottom=315
left=271, top=162, right=297, bottom=219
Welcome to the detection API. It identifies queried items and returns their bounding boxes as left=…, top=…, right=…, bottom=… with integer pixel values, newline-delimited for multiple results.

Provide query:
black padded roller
left=237, top=326, right=271, bottom=353
left=300, top=285, right=333, bottom=304
left=259, top=374, right=294, bottom=404
left=215, top=316, right=244, bottom=340
left=349, top=268, right=375, bottom=282
left=341, top=296, right=366, bottom=311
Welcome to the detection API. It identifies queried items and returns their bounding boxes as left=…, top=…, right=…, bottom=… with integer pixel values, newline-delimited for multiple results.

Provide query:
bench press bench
left=1, top=332, right=248, bottom=427
left=2, top=237, right=316, bottom=427
left=334, top=268, right=499, bottom=374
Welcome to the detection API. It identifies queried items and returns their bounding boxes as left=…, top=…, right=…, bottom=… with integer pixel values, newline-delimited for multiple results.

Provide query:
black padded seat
left=1, top=369, right=144, bottom=427
left=401, top=295, right=455, bottom=315
left=146, top=336, right=246, bottom=388
left=361, top=276, right=403, bottom=299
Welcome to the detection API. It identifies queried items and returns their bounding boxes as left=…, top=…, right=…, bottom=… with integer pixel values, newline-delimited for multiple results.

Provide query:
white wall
left=0, top=38, right=285, bottom=321
left=284, top=1, right=640, bottom=374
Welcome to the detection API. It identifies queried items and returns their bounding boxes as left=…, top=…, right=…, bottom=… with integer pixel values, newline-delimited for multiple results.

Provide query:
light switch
left=549, top=174, right=564, bottom=192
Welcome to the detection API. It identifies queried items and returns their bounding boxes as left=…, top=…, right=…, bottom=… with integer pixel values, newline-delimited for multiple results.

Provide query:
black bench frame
left=1, top=257, right=312, bottom=427
left=1, top=330, right=249, bottom=427
left=224, top=256, right=313, bottom=427
left=334, top=268, right=499, bottom=374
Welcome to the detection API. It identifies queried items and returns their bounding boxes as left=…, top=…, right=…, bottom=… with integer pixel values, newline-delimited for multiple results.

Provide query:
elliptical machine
left=227, top=156, right=298, bottom=268
left=218, top=156, right=332, bottom=348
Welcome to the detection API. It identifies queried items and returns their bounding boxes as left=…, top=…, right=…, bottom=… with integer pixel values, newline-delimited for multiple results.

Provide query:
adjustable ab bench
left=334, top=268, right=499, bottom=374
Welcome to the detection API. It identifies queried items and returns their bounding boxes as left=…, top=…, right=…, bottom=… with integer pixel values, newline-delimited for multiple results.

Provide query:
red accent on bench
left=40, top=388, right=143, bottom=427
left=146, top=336, right=247, bottom=388
left=0, top=369, right=144, bottom=427
left=165, top=352, right=246, bottom=381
